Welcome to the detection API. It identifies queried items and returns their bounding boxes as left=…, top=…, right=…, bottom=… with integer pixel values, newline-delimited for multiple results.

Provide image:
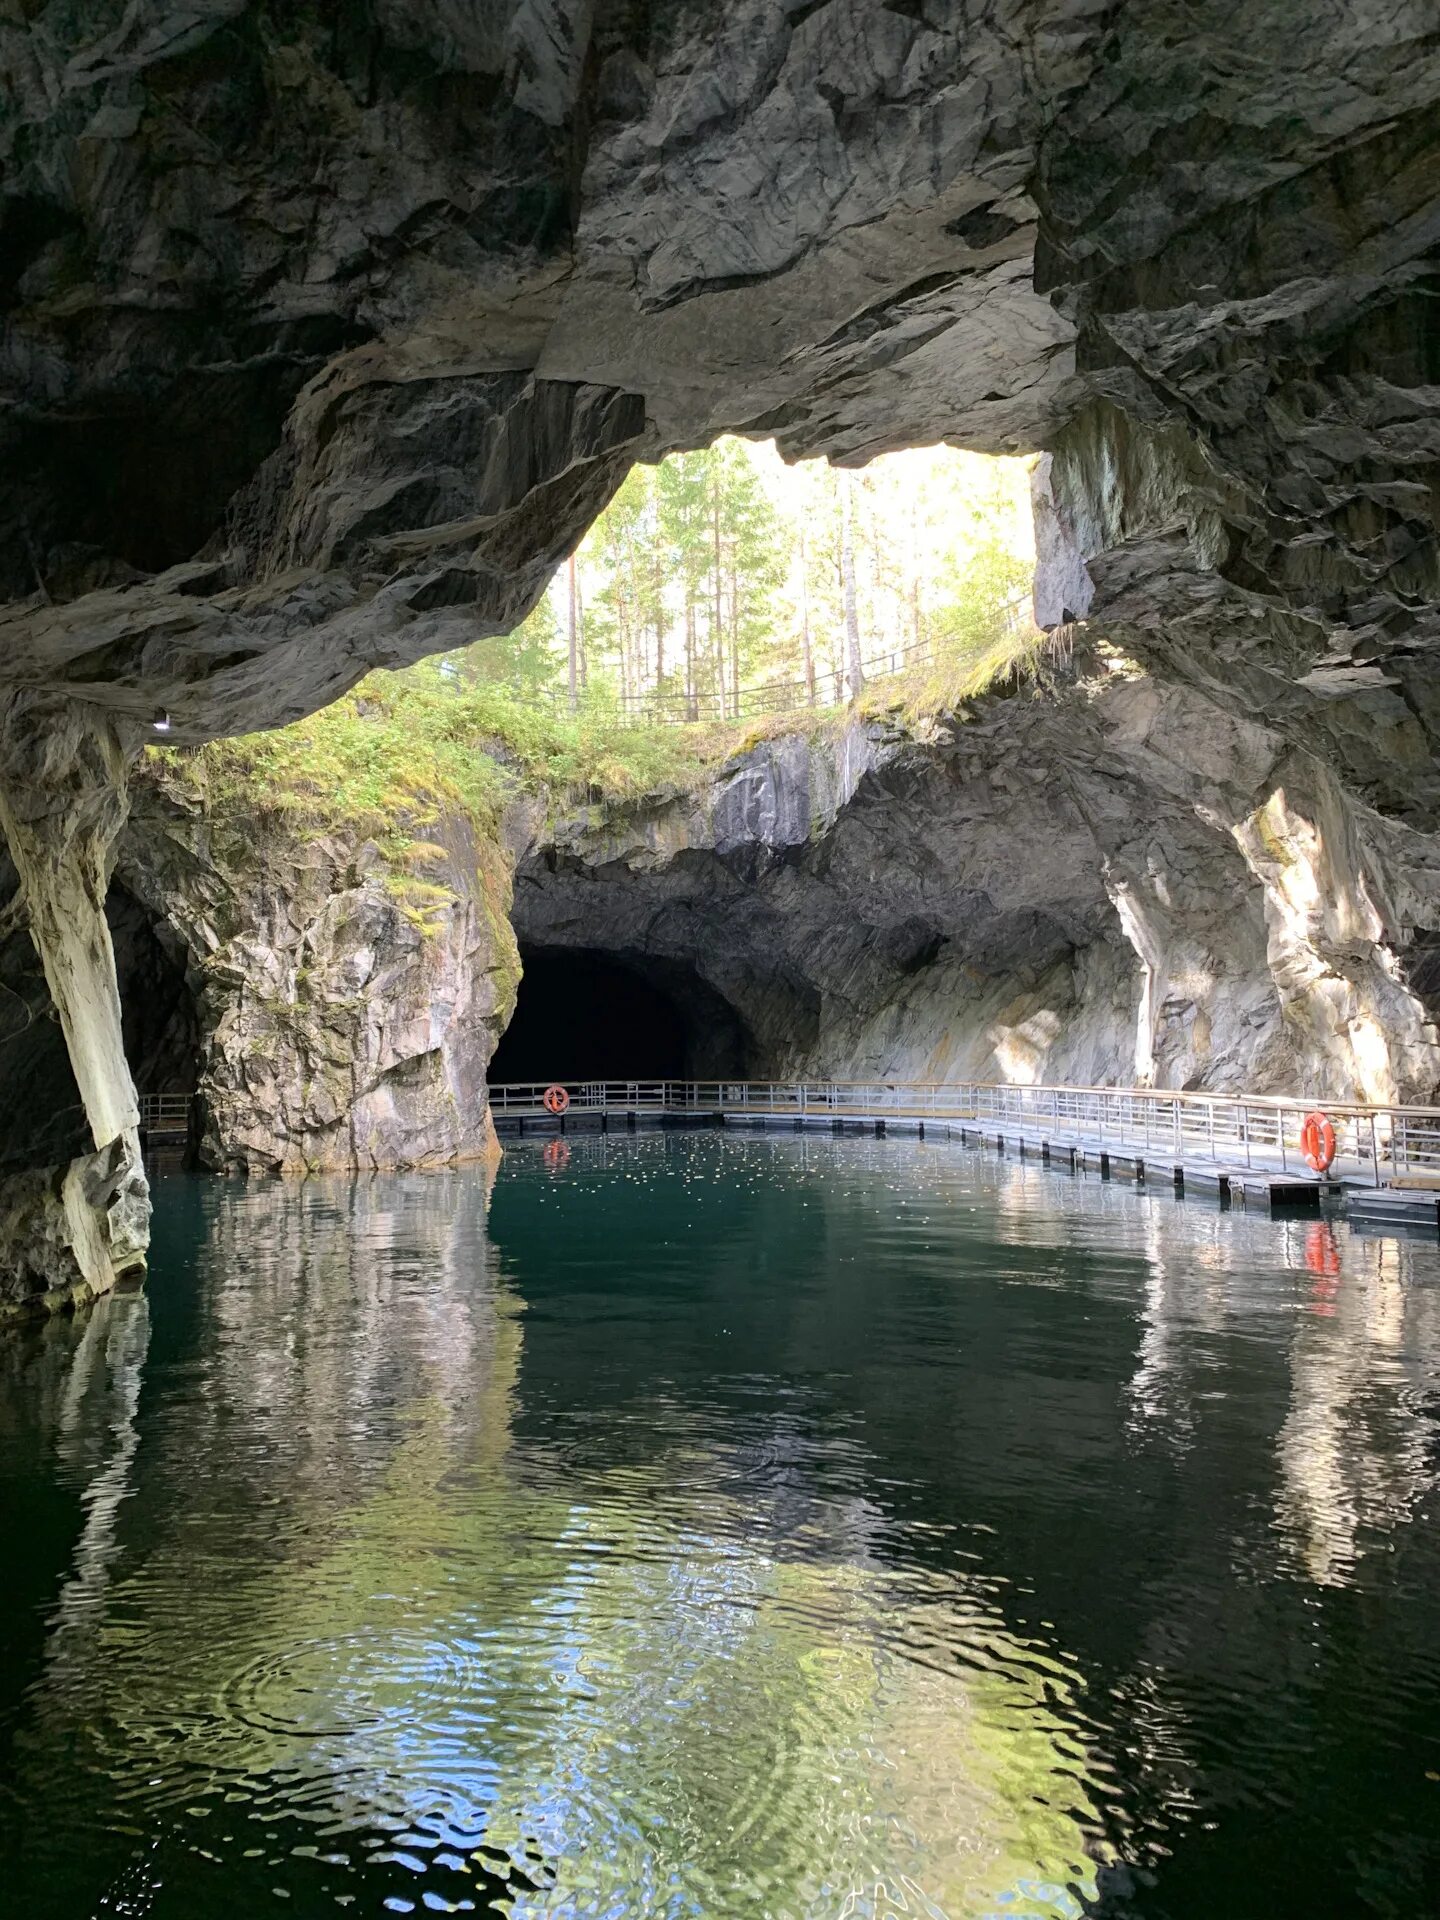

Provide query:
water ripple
left=0, top=1136, right=1437, bottom=1917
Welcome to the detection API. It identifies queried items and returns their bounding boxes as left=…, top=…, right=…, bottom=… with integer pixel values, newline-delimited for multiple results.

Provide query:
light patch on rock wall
left=1230, top=762, right=1439, bottom=1105
left=512, top=662, right=1440, bottom=1104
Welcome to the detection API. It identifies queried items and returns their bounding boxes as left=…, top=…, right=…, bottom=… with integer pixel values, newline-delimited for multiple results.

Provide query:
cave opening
left=489, top=947, right=750, bottom=1085
left=107, top=882, right=201, bottom=1104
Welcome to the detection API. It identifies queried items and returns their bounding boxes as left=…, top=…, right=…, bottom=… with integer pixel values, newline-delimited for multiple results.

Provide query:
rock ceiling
left=0, top=0, right=1436, bottom=828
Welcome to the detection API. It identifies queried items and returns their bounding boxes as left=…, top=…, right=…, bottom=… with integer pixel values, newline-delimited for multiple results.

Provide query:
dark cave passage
left=109, top=882, right=200, bottom=1099
left=489, top=947, right=750, bottom=1084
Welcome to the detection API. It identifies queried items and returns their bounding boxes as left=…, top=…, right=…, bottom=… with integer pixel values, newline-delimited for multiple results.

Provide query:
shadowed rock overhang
left=0, top=1, right=1433, bottom=788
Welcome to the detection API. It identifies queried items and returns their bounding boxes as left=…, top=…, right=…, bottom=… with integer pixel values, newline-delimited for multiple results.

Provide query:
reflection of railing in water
left=487, top=1079, right=1440, bottom=1189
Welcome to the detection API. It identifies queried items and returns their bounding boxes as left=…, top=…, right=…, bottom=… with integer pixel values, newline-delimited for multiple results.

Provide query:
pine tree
left=839, top=469, right=864, bottom=699
left=475, top=436, right=1036, bottom=722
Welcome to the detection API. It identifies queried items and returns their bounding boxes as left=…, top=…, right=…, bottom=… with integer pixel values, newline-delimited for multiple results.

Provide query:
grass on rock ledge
left=155, top=665, right=741, bottom=843
left=152, top=612, right=1047, bottom=861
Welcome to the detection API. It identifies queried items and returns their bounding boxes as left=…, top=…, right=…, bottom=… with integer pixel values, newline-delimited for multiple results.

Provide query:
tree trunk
left=729, top=560, right=740, bottom=719
left=653, top=548, right=664, bottom=696
left=909, top=494, right=922, bottom=654
left=622, top=522, right=639, bottom=710
left=695, top=595, right=706, bottom=721
left=799, top=526, right=816, bottom=704
left=566, top=552, right=579, bottom=713
left=576, top=563, right=587, bottom=693
left=713, top=477, right=725, bottom=716
left=840, top=470, right=864, bottom=699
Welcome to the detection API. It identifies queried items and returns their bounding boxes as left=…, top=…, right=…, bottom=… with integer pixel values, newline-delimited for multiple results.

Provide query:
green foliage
left=153, top=443, right=1041, bottom=848
left=156, top=668, right=509, bottom=847
left=153, top=661, right=744, bottom=854
left=851, top=532, right=1043, bottom=718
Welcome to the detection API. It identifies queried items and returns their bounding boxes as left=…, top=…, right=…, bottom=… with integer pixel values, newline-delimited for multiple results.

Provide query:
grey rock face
left=514, top=660, right=1440, bottom=1104
left=116, top=767, right=517, bottom=1175
left=7, top=2, right=1429, bottom=764
left=0, top=698, right=148, bottom=1311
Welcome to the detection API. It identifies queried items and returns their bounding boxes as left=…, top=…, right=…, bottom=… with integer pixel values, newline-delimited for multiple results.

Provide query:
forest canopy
left=444, top=439, right=1038, bottom=723
left=160, top=444, right=1043, bottom=850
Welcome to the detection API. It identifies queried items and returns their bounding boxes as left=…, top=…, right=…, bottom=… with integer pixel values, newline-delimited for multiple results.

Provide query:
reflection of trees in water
left=9, top=1167, right=1113, bottom=1920
left=14, top=1143, right=1440, bottom=1919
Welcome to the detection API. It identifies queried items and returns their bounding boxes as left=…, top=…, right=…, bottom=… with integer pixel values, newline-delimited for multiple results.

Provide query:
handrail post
left=1371, top=1112, right=1380, bottom=1187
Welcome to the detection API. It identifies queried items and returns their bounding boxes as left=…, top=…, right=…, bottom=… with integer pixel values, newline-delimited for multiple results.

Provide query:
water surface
left=2, top=1134, right=1438, bottom=1918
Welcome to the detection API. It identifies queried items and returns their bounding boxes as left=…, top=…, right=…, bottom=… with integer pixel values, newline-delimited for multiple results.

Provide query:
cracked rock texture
left=514, top=656, right=1440, bottom=1105
left=0, top=699, right=147, bottom=1314
left=0, top=1, right=1433, bottom=756
left=2, top=3, right=1439, bottom=1302
left=112, top=762, right=517, bottom=1175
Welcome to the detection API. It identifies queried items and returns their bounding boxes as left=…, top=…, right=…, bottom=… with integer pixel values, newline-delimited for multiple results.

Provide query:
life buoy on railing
left=543, top=1084, right=571, bottom=1115
left=1300, top=1109, right=1337, bottom=1173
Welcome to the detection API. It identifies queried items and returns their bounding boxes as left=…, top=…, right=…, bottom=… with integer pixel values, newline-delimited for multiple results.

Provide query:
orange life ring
left=1300, top=1109, right=1336, bottom=1174
left=542, top=1084, right=570, bottom=1115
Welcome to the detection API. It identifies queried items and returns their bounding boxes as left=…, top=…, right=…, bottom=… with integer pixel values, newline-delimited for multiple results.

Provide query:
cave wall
left=115, top=761, right=517, bottom=1176
left=512, top=659, right=1440, bottom=1104
left=2, top=3, right=1433, bottom=760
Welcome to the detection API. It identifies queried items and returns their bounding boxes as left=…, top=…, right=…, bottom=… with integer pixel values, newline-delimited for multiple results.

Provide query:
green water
left=2, top=1133, right=1439, bottom=1919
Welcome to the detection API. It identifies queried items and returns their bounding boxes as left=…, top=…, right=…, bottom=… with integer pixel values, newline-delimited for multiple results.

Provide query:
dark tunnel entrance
left=489, top=947, right=750, bottom=1085
left=109, top=881, right=202, bottom=1111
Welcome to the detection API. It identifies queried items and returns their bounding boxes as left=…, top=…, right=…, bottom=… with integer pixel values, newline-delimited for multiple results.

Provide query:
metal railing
left=544, top=638, right=938, bottom=728
left=541, top=592, right=1037, bottom=729
left=136, top=1093, right=193, bottom=1136
left=487, top=1079, right=1440, bottom=1187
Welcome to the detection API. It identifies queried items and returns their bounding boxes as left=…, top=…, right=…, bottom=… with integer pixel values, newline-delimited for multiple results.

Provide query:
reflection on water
left=1, top=1138, right=1439, bottom=1919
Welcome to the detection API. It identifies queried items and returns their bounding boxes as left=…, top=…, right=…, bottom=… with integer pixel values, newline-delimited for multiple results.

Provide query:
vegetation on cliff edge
left=151, top=441, right=1042, bottom=856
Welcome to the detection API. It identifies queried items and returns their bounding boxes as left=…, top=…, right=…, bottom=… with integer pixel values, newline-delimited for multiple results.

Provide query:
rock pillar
left=0, top=698, right=149, bottom=1308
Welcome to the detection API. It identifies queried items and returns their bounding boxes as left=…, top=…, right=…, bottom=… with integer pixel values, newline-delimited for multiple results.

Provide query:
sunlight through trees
left=473, top=441, right=1038, bottom=723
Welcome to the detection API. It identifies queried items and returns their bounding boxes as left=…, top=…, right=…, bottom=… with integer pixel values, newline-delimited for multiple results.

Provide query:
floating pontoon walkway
left=490, top=1080, right=1440, bottom=1228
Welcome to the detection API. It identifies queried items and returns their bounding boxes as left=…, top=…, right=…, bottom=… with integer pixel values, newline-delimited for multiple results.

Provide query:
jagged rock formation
left=0, top=699, right=147, bottom=1314
left=114, top=761, right=516, bottom=1176
left=2, top=3, right=1438, bottom=1299
left=514, top=655, right=1440, bottom=1104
